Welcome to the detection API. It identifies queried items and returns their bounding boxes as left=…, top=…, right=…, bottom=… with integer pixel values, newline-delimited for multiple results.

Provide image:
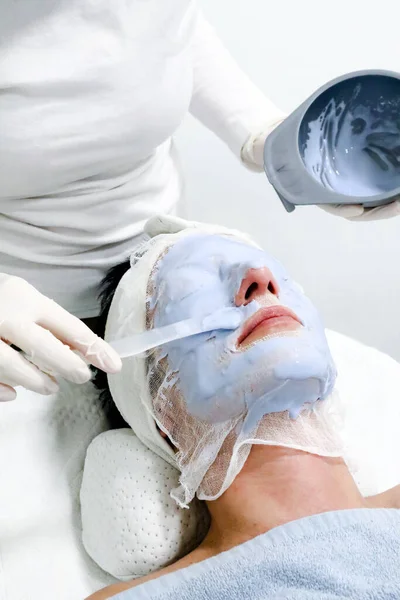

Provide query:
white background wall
left=177, top=0, right=400, bottom=360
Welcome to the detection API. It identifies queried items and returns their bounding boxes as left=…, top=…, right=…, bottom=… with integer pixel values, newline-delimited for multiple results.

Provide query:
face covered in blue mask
left=148, top=232, right=336, bottom=435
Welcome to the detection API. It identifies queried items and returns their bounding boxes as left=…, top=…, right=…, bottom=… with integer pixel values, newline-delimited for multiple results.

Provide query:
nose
left=235, top=267, right=279, bottom=306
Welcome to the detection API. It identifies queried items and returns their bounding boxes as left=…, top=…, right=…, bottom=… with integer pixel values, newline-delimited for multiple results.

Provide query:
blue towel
left=113, top=509, right=400, bottom=599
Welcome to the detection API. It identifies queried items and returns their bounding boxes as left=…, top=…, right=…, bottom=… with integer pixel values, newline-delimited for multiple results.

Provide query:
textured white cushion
left=81, top=429, right=210, bottom=581
left=81, top=330, right=400, bottom=580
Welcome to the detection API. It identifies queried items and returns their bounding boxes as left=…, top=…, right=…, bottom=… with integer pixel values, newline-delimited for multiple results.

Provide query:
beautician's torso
left=0, top=0, right=195, bottom=318
left=0, top=2, right=195, bottom=598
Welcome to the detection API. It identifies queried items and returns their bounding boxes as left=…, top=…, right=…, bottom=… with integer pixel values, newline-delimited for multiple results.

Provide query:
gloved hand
left=241, top=124, right=400, bottom=221
left=319, top=200, right=400, bottom=221
left=240, top=119, right=284, bottom=172
left=0, top=274, right=122, bottom=401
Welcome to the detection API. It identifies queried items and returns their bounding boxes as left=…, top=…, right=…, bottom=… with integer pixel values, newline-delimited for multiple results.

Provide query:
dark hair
left=93, top=259, right=131, bottom=429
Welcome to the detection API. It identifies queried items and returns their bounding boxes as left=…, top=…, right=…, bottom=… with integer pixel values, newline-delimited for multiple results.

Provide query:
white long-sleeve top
left=0, top=0, right=283, bottom=317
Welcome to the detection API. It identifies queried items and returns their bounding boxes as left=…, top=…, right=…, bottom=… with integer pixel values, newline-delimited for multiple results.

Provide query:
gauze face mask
left=144, top=232, right=340, bottom=506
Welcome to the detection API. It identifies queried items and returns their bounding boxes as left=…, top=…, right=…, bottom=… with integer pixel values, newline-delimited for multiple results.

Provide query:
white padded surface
left=81, top=429, right=210, bottom=581
left=0, top=380, right=116, bottom=600
left=327, top=330, right=400, bottom=496
left=81, top=330, right=400, bottom=580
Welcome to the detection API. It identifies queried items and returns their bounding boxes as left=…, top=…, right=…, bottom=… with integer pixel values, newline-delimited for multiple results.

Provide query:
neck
left=202, top=445, right=366, bottom=553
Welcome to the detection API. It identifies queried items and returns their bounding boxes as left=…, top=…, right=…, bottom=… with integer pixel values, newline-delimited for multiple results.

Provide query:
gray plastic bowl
left=264, top=70, right=400, bottom=212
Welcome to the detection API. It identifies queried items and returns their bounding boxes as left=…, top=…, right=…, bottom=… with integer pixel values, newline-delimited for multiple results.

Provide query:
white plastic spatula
left=109, top=308, right=241, bottom=358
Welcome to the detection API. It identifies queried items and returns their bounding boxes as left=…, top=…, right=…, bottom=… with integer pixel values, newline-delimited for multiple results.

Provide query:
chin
left=181, top=330, right=334, bottom=426
left=240, top=334, right=334, bottom=407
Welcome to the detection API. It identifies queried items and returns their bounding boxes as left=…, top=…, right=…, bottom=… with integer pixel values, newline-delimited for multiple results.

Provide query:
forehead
left=156, top=233, right=270, bottom=272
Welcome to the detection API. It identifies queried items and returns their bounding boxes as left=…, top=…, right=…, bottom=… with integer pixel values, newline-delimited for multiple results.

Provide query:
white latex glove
left=241, top=124, right=400, bottom=221
left=319, top=201, right=400, bottom=221
left=240, top=119, right=285, bottom=172
left=0, top=274, right=122, bottom=401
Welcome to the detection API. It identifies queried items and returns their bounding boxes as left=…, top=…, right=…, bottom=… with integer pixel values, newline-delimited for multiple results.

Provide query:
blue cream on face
left=150, top=234, right=336, bottom=425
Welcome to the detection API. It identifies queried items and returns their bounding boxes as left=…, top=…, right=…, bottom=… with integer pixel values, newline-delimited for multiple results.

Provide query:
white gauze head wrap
left=106, top=216, right=344, bottom=508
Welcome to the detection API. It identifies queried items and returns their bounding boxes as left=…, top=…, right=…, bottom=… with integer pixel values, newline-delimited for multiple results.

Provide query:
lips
left=237, top=305, right=302, bottom=347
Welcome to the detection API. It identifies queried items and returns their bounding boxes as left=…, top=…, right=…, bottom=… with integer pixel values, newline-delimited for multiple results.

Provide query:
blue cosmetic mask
left=148, top=233, right=337, bottom=433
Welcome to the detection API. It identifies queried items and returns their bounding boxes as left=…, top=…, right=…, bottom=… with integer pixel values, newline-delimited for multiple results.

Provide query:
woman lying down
left=83, top=215, right=400, bottom=600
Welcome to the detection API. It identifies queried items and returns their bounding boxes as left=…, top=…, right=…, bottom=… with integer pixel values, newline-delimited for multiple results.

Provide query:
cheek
left=154, top=275, right=229, bottom=326
left=172, top=336, right=234, bottom=403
